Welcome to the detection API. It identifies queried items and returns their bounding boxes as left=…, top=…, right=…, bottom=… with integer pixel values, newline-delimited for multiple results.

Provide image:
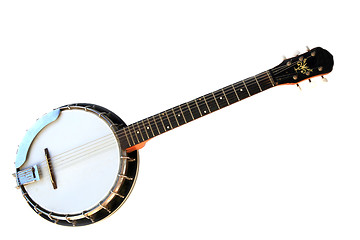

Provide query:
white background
left=0, top=0, right=359, bottom=239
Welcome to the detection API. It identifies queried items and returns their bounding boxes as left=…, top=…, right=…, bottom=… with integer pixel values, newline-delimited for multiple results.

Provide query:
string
left=19, top=61, right=299, bottom=178
left=21, top=73, right=273, bottom=178
left=17, top=135, right=118, bottom=179
left=18, top=59, right=302, bottom=179
left=119, top=68, right=285, bottom=140
left=40, top=139, right=118, bottom=180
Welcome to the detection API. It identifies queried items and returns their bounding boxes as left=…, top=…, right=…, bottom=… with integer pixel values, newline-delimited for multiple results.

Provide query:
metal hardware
left=82, top=212, right=95, bottom=223
left=120, top=156, right=136, bottom=162
left=34, top=204, right=41, bottom=215
left=111, top=190, right=125, bottom=198
left=48, top=213, right=59, bottom=224
left=99, top=203, right=111, bottom=213
left=65, top=215, right=76, bottom=226
left=118, top=174, right=134, bottom=181
left=98, top=112, right=108, bottom=117
left=48, top=212, right=55, bottom=221
left=14, top=165, right=40, bottom=187
left=109, top=123, right=121, bottom=131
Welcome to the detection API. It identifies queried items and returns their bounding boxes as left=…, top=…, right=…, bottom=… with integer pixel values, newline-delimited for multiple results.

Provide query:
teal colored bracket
left=15, top=109, right=61, bottom=168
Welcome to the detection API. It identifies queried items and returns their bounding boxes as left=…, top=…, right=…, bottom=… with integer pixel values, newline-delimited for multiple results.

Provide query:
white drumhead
left=22, top=109, right=121, bottom=214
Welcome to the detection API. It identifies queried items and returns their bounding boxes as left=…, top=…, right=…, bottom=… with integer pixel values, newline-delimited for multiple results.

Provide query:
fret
left=190, top=99, right=202, bottom=119
left=213, top=88, right=230, bottom=108
left=221, top=89, right=230, bottom=106
left=195, top=99, right=203, bottom=116
left=160, top=112, right=172, bottom=131
left=122, top=128, right=132, bottom=148
left=184, top=102, right=195, bottom=122
left=172, top=106, right=186, bottom=126
left=146, top=117, right=155, bottom=137
left=244, top=77, right=262, bottom=96
left=204, top=93, right=219, bottom=113
left=234, top=81, right=251, bottom=100
left=242, top=79, right=251, bottom=96
left=136, top=122, right=145, bottom=142
left=138, top=120, right=149, bottom=140
left=176, top=105, right=187, bottom=124
left=266, top=70, right=275, bottom=87
left=153, top=115, right=164, bottom=134
left=196, top=97, right=211, bottom=116
left=127, top=126, right=136, bottom=146
left=203, top=95, right=213, bottom=113
left=140, top=120, right=149, bottom=140
left=212, top=92, right=221, bottom=109
left=171, top=108, right=180, bottom=126
left=256, top=72, right=274, bottom=91
left=165, top=109, right=179, bottom=129
left=254, top=74, right=263, bottom=91
left=158, top=113, right=169, bottom=132
left=164, top=111, right=174, bottom=129
left=230, top=84, right=240, bottom=103
left=132, top=124, right=140, bottom=143
left=185, top=102, right=195, bottom=121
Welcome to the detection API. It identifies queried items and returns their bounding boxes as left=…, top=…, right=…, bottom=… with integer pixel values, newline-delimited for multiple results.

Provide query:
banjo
left=14, top=47, right=334, bottom=226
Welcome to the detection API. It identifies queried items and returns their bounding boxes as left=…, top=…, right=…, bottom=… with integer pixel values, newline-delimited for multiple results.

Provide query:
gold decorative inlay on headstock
left=294, top=58, right=313, bottom=75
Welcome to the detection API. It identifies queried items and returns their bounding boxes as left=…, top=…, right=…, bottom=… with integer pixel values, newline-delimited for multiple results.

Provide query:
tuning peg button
left=321, top=76, right=328, bottom=82
left=294, top=50, right=300, bottom=57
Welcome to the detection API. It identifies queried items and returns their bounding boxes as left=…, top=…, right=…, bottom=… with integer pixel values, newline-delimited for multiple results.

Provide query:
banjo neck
left=118, top=46, right=334, bottom=153
left=118, top=70, right=275, bottom=152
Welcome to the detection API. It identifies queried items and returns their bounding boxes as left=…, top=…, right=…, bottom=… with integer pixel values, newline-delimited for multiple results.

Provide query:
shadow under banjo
left=14, top=47, right=334, bottom=226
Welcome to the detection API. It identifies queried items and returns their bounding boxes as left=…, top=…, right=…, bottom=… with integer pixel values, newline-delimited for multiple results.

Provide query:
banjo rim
left=17, top=103, right=139, bottom=227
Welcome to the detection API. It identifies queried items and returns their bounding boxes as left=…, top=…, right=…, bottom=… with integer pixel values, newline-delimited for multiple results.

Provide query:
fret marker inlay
left=119, top=70, right=278, bottom=151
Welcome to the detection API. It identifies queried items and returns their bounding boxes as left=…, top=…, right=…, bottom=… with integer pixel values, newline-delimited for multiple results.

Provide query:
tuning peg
left=296, top=84, right=302, bottom=90
left=321, top=76, right=328, bottom=82
left=308, top=79, right=312, bottom=83
left=282, top=55, right=287, bottom=60
left=294, top=50, right=300, bottom=57
left=306, top=46, right=311, bottom=52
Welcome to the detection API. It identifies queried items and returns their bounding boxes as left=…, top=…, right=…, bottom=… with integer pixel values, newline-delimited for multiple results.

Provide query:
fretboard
left=117, top=70, right=276, bottom=150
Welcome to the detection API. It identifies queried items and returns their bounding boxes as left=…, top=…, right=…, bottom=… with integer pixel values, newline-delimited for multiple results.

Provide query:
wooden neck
left=118, top=70, right=276, bottom=152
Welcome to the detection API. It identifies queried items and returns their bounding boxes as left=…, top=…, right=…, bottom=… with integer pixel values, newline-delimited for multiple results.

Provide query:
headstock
left=271, top=47, right=334, bottom=85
